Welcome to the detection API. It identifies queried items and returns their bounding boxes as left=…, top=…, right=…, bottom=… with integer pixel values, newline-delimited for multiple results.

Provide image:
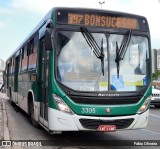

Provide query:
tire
left=29, top=101, right=39, bottom=128
left=9, top=88, right=13, bottom=104
left=154, top=105, right=160, bottom=108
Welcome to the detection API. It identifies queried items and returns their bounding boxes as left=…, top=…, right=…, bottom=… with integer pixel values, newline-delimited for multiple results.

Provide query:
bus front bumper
left=48, top=107, right=149, bottom=131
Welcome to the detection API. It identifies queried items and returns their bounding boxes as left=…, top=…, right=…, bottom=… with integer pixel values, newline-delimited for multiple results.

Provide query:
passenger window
left=9, top=59, right=12, bottom=74
left=12, top=58, right=15, bottom=73
left=22, top=48, right=24, bottom=59
left=24, top=44, right=28, bottom=58
left=33, top=34, right=39, bottom=52
left=28, top=34, right=39, bottom=70
left=21, top=44, right=28, bottom=72
left=29, top=39, right=34, bottom=54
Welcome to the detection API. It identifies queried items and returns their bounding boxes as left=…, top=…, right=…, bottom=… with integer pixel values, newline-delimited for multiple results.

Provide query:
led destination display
left=68, top=13, right=138, bottom=29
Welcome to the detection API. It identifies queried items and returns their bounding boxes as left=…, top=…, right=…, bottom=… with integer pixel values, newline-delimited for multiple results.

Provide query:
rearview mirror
left=45, top=21, right=53, bottom=50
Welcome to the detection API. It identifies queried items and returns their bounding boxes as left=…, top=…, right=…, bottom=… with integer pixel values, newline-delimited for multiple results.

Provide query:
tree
left=152, top=70, right=160, bottom=80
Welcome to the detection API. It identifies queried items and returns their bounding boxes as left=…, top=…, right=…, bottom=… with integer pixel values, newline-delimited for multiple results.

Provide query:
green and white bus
left=5, top=7, right=152, bottom=134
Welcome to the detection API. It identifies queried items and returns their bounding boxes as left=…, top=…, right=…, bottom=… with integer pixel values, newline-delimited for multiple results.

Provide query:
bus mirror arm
left=45, top=20, right=53, bottom=50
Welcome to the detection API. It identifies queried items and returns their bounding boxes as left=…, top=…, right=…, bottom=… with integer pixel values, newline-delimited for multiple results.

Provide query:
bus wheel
left=9, top=88, right=13, bottom=105
left=154, top=105, right=160, bottom=108
left=29, top=101, right=39, bottom=128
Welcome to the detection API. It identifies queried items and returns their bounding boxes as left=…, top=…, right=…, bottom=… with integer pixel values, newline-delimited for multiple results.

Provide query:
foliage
left=152, top=70, right=160, bottom=81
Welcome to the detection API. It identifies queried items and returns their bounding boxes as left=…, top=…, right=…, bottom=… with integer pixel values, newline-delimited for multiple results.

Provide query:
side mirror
left=45, top=21, right=53, bottom=50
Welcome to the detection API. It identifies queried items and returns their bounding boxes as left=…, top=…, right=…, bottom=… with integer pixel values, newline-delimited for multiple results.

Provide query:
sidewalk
left=0, top=92, right=10, bottom=142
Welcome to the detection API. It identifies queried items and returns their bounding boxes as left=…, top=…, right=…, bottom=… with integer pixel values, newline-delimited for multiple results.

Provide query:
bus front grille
left=79, top=118, right=134, bottom=129
left=69, top=96, right=141, bottom=105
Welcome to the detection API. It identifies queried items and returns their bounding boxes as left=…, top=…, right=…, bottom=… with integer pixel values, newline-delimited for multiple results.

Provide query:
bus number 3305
left=81, top=108, right=96, bottom=114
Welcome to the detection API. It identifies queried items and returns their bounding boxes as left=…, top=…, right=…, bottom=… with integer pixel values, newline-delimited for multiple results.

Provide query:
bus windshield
left=56, top=30, right=149, bottom=92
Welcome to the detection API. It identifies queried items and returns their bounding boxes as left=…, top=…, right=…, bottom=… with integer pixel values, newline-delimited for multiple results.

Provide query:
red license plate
left=98, top=125, right=116, bottom=132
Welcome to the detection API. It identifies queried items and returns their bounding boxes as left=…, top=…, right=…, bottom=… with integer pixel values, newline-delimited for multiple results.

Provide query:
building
left=0, top=59, right=5, bottom=71
left=152, top=49, right=160, bottom=73
left=157, top=49, right=160, bottom=71
left=152, top=49, right=157, bottom=73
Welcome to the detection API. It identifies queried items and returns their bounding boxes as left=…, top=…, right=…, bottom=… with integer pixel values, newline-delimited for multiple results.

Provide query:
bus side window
left=9, top=60, right=12, bottom=74
left=12, top=58, right=15, bottom=74
left=28, top=34, right=39, bottom=70
left=33, top=34, right=39, bottom=52
left=21, top=44, right=28, bottom=72
left=19, top=49, right=22, bottom=73
left=30, top=39, right=34, bottom=53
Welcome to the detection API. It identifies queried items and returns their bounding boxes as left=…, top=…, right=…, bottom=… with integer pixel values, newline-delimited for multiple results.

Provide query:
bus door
left=39, top=39, right=49, bottom=127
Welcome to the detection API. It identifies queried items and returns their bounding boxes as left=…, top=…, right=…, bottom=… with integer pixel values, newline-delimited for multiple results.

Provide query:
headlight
left=52, top=94, right=74, bottom=115
left=137, top=96, right=151, bottom=114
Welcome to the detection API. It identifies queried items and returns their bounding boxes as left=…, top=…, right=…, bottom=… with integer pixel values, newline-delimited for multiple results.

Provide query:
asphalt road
left=3, top=98, right=160, bottom=149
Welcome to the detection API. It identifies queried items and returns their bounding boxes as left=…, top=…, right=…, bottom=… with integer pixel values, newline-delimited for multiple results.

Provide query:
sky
left=0, top=0, right=160, bottom=61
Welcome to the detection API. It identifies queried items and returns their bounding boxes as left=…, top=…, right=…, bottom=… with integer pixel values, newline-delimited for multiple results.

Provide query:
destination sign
left=67, top=13, right=138, bottom=29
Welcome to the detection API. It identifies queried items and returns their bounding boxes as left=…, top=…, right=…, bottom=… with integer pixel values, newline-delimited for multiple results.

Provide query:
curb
left=2, top=99, right=10, bottom=140
left=2, top=98, right=11, bottom=149
left=0, top=98, right=4, bottom=140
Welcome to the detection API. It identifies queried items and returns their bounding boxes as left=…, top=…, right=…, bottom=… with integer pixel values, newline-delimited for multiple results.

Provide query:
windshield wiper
left=115, top=30, right=132, bottom=78
left=81, top=27, right=104, bottom=75
left=100, top=39, right=104, bottom=76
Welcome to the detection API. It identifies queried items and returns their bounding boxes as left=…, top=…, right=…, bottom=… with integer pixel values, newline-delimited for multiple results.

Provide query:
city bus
left=5, top=7, right=152, bottom=134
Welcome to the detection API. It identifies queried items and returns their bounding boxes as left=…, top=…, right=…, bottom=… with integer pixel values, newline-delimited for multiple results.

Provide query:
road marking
left=142, top=129, right=160, bottom=135
left=149, top=114, right=160, bottom=119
